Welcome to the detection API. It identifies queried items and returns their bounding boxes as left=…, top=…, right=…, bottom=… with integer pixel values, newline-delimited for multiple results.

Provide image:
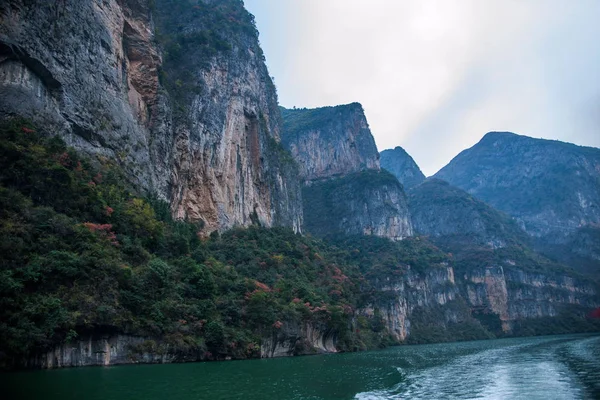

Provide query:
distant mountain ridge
left=380, top=146, right=426, bottom=189
left=408, top=178, right=529, bottom=248
left=435, top=131, right=600, bottom=240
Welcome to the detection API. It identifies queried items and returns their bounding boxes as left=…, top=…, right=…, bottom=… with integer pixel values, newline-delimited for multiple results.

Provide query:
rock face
left=27, top=258, right=598, bottom=367
left=302, top=170, right=413, bottom=240
left=260, top=321, right=336, bottom=358
left=281, top=104, right=379, bottom=182
left=367, top=262, right=599, bottom=343
left=463, top=264, right=599, bottom=333
left=366, top=266, right=460, bottom=341
left=0, top=0, right=162, bottom=192
left=22, top=334, right=205, bottom=369
left=408, top=178, right=529, bottom=248
left=434, top=132, right=600, bottom=240
left=0, top=0, right=302, bottom=233
left=281, top=104, right=412, bottom=240
left=380, top=146, right=426, bottom=189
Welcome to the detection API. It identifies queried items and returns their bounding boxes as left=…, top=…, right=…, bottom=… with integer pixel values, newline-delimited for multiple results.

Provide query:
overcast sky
left=244, top=0, right=600, bottom=176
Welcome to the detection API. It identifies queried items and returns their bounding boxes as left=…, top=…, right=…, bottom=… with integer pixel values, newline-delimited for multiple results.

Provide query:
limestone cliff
left=462, top=264, right=599, bottom=334
left=0, top=0, right=302, bottom=233
left=281, top=104, right=412, bottom=240
left=281, top=104, right=379, bottom=182
left=22, top=334, right=205, bottom=369
left=302, top=170, right=413, bottom=240
left=366, top=261, right=599, bottom=343
left=380, top=146, right=426, bottom=189
left=365, top=265, right=460, bottom=341
left=260, top=321, right=337, bottom=358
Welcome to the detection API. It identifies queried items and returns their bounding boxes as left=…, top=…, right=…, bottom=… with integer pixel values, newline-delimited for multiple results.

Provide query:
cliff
left=1, top=0, right=599, bottom=372
left=0, top=0, right=302, bottom=233
left=380, top=146, right=426, bottom=189
left=280, top=104, right=379, bottom=182
left=302, top=170, right=413, bottom=240
left=281, top=104, right=412, bottom=240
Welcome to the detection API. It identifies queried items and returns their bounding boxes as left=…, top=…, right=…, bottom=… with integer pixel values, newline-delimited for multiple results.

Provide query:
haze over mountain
left=0, top=0, right=598, bottom=371
left=380, top=146, right=426, bottom=189
left=434, top=132, right=600, bottom=238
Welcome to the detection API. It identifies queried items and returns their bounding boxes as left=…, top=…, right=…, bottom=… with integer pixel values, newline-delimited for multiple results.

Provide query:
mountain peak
left=434, top=133, right=600, bottom=239
left=380, top=146, right=425, bottom=189
left=480, top=131, right=518, bottom=141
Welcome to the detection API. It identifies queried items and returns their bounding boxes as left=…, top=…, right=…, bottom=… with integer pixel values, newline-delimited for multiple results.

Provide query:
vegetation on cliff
left=302, top=169, right=408, bottom=238
left=0, top=121, right=445, bottom=364
left=0, top=122, right=598, bottom=367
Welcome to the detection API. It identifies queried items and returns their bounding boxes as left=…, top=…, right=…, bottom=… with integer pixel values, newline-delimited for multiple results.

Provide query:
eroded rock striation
left=0, top=0, right=302, bottom=233
left=281, top=104, right=379, bottom=182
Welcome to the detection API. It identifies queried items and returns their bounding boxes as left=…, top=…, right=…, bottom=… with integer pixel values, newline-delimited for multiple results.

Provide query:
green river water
left=3, top=334, right=600, bottom=400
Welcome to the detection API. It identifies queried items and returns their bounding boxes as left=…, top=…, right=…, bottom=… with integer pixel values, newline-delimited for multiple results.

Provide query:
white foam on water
left=354, top=338, right=591, bottom=400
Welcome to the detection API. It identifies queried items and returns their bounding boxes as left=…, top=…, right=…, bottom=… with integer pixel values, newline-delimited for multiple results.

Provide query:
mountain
left=0, top=0, right=599, bottom=371
left=281, top=104, right=413, bottom=240
left=302, top=170, right=412, bottom=240
left=434, top=131, right=600, bottom=272
left=408, top=178, right=529, bottom=248
left=435, top=132, right=600, bottom=239
left=0, top=0, right=302, bottom=233
left=407, top=178, right=598, bottom=335
left=380, top=146, right=426, bottom=189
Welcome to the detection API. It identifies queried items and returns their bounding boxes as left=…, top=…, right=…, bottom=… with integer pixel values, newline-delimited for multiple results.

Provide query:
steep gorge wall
left=302, top=170, right=413, bottom=240
left=0, top=0, right=164, bottom=192
left=281, top=103, right=379, bottom=182
left=21, top=262, right=599, bottom=368
left=365, top=264, right=598, bottom=343
left=364, top=266, right=459, bottom=341
left=462, top=264, right=598, bottom=333
left=0, top=0, right=302, bottom=233
left=281, top=104, right=412, bottom=240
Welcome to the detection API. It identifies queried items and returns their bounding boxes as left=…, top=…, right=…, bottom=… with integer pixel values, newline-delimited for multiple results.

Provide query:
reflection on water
left=3, top=334, right=599, bottom=400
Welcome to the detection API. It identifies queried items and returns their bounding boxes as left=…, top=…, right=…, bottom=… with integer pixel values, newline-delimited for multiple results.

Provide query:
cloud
left=245, top=0, right=600, bottom=175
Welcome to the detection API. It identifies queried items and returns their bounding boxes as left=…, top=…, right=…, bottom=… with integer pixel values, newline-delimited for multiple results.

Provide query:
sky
left=244, top=0, right=600, bottom=176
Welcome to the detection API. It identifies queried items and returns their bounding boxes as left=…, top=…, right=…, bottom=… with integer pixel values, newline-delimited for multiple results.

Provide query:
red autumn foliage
left=272, top=320, right=283, bottom=329
left=58, top=152, right=70, bottom=167
left=292, top=297, right=302, bottom=304
left=83, top=222, right=118, bottom=245
left=254, top=281, right=271, bottom=291
left=21, top=127, right=35, bottom=133
left=105, top=206, right=114, bottom=216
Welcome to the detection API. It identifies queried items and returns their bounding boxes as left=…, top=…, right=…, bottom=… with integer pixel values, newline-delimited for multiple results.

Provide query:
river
left=3, top=334, right=600, bottom=400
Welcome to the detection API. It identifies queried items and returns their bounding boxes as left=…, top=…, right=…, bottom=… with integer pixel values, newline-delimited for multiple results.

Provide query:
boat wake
left=355, top=336, right=600, bottom=399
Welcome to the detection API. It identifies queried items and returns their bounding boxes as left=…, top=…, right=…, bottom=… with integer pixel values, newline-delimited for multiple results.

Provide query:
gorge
left=0, top=0, right=598, bottom=370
